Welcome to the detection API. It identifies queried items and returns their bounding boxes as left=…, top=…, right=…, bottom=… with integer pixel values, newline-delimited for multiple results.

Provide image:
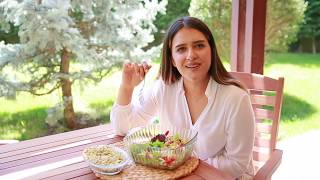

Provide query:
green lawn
left=265, top=53, right=320, bottom=139
left=0, top=70, right=123, bottom=140
left=0, top=53, right=319, bottom=141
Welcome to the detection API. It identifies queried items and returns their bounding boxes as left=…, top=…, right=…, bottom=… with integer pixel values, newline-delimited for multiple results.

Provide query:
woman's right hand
left=121, top=62, right=152, bottom=90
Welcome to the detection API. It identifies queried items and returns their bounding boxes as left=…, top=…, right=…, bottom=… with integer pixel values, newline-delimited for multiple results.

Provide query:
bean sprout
left=84, top=145, right=124, bottom=165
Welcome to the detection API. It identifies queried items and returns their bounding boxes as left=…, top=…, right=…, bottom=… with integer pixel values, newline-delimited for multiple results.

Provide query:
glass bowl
left=123, top=124, right=198, bottom=170
left=82, top=145, right=129, bottom=175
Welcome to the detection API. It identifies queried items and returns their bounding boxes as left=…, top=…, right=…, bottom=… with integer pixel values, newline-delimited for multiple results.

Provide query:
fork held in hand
left=139, top=77, right=146, bottom=105
left=138, top=61, right=151, bottom=106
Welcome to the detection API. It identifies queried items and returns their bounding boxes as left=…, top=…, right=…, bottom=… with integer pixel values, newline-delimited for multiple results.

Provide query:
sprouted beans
left=84, top=145, right=124, bottom=165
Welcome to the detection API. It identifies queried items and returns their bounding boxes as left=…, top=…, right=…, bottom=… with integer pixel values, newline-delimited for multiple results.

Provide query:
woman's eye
left=195, top=44, right=205, bottom=48
left=176, top=47, right=186, bottom=53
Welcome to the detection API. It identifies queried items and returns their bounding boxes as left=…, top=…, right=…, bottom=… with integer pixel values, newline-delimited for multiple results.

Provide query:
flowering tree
left=0, top=0, right=167, bottom=128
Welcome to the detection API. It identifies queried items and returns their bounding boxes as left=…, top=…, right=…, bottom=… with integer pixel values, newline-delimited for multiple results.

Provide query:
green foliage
left=189, top=0, right=307, bottom=60
left=298, top=0, right=320, bottom=38
left=0, top=23, right=19, bottom=44
left=152, top=0, right=191, bottom=46
left=295, top=0, right=320, bottom=53
left=189, top=0, right=232, bottom=61
left=266, top=0, right=307, bottom=52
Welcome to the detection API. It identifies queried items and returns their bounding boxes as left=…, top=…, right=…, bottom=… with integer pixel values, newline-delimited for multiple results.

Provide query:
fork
left=138, top=61, right=151, bottom=105
left=138, top=77, right=146, bottom=105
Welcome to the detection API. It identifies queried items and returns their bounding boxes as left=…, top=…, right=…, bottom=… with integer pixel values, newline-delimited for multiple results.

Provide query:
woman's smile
left=185, top=63, right=201, bottom=69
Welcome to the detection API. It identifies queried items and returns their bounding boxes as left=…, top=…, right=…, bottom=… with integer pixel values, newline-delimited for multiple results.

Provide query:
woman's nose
left=186, top=49, right=195, bottom=61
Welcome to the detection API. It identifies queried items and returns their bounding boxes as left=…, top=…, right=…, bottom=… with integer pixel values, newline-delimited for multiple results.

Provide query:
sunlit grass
left=265, top=53, right=320, bottom=139
left=0, top=64, right=160, bottom=140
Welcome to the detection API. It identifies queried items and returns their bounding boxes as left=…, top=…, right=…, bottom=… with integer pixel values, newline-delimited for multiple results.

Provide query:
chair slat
left=250, top=94, right=276, bottom=106
left=254, top=137, right=270, bottom=148
left=253, top=107, right=274, bottom=120
left=253, top=146, right=271, bottom=154
left=230, top=72, right=279, bottom=90
left=256, top=123, right=272, bottom=134
left=255, top=133, right=271, bottom=141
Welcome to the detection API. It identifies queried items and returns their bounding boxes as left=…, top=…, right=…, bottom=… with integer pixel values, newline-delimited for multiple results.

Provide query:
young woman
left=111, top=16, right=255, bottom=179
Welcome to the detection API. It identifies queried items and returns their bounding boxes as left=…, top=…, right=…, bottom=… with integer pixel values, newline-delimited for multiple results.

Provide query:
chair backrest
left=229, top=72, right=284, bottom=170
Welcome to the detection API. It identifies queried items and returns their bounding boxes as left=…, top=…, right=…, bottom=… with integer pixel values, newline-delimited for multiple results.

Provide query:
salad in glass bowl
left=123, top=124, right=198, bottom=170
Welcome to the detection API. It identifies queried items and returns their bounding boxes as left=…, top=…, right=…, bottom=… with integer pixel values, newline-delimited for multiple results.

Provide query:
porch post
left=231, top=0, right=267, bottom=74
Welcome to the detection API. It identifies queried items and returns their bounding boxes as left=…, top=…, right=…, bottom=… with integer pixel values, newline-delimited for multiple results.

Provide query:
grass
left=0, top=70, right=123, bottom=140
left=264, top=53, right=320, bottom=139
left=0, top=53, right=319, bottom=141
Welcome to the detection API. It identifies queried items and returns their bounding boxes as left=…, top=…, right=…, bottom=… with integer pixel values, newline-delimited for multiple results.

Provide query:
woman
left=111, top=16, right=255, bottom=179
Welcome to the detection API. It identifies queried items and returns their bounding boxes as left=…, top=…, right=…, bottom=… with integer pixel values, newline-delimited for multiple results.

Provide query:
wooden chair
left=230, top=72, right=284, bottom=180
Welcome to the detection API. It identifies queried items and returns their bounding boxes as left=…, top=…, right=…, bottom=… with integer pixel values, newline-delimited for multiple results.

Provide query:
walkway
left=272, top=130, right=320, bottom=180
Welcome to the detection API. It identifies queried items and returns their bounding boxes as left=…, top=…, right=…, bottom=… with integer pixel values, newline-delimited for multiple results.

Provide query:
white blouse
left=111, top=77, right=255, bottom=178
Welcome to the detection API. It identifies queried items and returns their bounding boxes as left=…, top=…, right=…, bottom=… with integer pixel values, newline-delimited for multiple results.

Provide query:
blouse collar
left=177, top=76, right=218, bottom=100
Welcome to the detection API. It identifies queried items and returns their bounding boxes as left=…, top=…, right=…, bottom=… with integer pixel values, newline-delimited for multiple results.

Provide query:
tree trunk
left=60, top=48, right=76, bottom=129
left=312, top=36, right=316, bottom=54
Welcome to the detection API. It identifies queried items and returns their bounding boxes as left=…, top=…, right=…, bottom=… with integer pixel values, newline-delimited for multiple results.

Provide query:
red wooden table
left=0, top=124, right=233, bottom=180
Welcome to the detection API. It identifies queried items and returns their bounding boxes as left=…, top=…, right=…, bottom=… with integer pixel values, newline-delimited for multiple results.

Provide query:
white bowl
left=82, top=145, right=129, bottom=175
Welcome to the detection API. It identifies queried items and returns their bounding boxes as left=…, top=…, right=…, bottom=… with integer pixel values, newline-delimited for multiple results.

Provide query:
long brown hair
left=159, top=16, right=245, bottom=90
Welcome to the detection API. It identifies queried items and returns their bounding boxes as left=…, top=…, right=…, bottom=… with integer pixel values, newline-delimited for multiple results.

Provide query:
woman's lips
left=185, top=63, right=201, bottom=69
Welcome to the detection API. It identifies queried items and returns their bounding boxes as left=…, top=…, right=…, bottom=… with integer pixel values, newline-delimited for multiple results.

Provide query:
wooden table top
left=0, top=124, right=233, bottom=180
